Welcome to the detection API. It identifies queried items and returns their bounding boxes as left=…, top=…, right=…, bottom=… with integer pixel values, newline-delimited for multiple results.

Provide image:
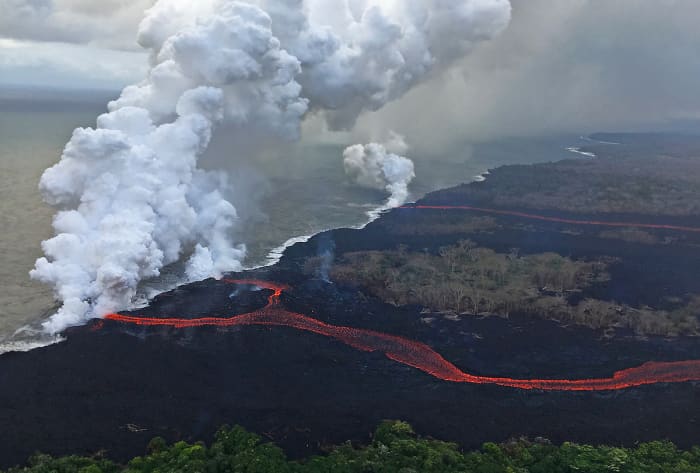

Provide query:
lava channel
left=104, top=279, right=700, bottom=391
left=400, top=204, right=700, bottom=233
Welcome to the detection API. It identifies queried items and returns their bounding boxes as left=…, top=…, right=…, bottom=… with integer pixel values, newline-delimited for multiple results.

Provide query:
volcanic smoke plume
left=32, top=0, right=512, bottom=333
left=344, top=133, right=415, bottom=209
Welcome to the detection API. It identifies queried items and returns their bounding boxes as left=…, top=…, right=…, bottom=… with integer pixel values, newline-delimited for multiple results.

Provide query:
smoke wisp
left=32, top=0, right=511, bottom=333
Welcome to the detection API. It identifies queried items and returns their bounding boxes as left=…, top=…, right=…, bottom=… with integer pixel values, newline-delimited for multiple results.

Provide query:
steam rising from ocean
left=31, top=0, right=512, bottom=333
left=344, top=132, right=415, bottom=211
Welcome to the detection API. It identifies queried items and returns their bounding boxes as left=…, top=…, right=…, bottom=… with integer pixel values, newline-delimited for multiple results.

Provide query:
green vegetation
left=8, top=421, right=700, bottom=473
left=317, top=241, right=700, bottom=336
left=321, top=240, right=607, bottom=315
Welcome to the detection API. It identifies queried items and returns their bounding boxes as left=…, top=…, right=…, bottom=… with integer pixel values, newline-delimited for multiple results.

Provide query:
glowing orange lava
left=104, top=279, right=700, bottom=391
left=400, top=204, right=700, bottom=233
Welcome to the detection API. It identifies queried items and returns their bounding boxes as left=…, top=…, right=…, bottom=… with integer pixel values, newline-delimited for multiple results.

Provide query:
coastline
left=0, top=139, right=590, bottom=356
left=249, top=168, right=495, bottom=270
left=2, top=134, right=700, bottom=466
left=565, top=146, right=597, bottom=158
left=0, top=333, right=64, bottom=355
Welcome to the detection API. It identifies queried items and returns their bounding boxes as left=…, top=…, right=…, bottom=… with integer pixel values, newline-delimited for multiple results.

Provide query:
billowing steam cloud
left=32, top=89, right=245, bottom=333
left=32, top=0, right=511, bottom=333
left=344, top=132, right=415, bottom=209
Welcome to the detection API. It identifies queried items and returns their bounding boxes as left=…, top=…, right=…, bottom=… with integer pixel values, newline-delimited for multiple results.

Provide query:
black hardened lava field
left=2, top=136, right=700, bottom=468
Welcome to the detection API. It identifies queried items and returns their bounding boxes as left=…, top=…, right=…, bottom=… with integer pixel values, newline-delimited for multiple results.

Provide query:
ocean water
left=0, top=98, right=590, bottom=351
left=0, top=107, right=102, bottom=351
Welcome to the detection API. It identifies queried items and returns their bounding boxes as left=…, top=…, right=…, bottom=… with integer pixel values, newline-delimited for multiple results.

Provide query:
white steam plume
left=344, top=132, right=415, bottom=209
left=32, top=0, right=511, bottom=333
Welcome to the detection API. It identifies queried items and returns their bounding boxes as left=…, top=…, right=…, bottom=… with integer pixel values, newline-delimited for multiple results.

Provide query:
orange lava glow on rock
left=104, top=279, right=700, bottom=391
left=400, top=204, right=700, bottom=233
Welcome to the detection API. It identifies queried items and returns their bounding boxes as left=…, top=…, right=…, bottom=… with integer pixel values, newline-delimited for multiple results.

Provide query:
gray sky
left=2, top=0, right=700, bottom=140
left=351, top=0, right=700, bottom=148
left=0, top=0, right=152, bottom=89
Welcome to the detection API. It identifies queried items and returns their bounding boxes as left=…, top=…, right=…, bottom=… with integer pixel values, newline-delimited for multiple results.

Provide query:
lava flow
left=401, top=204, right=700, bottom=233
left=104, top=279, right=700, bottom=391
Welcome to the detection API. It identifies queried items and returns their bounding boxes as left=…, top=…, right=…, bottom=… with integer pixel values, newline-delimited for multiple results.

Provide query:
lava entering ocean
left=105, top=279, right=700, bottom=391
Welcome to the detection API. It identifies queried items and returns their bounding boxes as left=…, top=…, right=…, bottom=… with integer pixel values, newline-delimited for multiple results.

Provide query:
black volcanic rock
left=3, top=152, right=700, bottom=468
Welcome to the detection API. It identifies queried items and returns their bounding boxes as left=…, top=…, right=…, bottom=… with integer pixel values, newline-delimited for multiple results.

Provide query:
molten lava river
left=106, top=279, right=700, bottom=392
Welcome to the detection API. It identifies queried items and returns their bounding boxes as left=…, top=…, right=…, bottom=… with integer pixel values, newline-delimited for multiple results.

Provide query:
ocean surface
left=0, top=96, right=591, bottom=351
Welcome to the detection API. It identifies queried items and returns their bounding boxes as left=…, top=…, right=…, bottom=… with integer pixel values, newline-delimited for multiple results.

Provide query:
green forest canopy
left=7, top=421, right=700, bottom=473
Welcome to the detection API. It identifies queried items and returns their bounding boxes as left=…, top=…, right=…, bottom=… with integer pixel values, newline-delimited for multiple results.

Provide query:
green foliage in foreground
left=8, top=421, right=700, bottom=473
